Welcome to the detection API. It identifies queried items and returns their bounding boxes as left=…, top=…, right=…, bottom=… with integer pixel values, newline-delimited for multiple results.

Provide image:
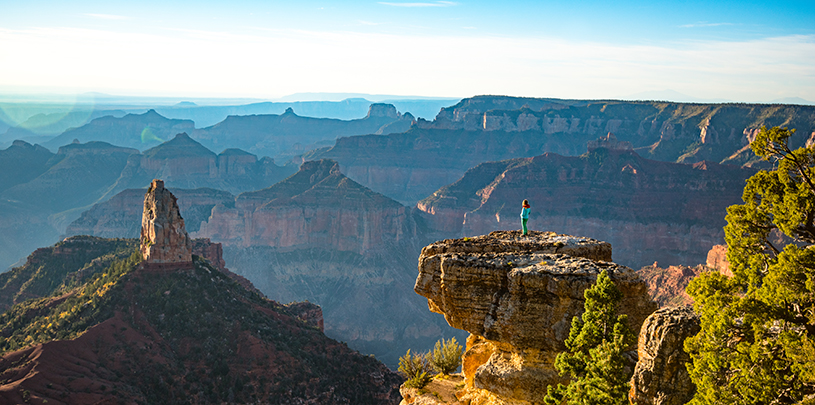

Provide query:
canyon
left=314, top=97, right=814, bottom=205
left=416, top=144, right=754, bottom=269
left=0, top=180, right=402, bottom=404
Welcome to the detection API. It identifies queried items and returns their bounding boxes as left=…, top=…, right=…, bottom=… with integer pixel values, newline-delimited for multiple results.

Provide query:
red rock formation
left=706, top=244, right=731, bottom=276
left=195, top=159, right=415, bottom=254
left=140, top=179, right=192, bottom=265
left=191, top=238, right=226, bottom=270
left=637, top=264, right=707, bottom=307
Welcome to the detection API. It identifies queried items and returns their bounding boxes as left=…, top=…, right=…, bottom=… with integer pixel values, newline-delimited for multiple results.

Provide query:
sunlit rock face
left=630, top=306, right=701, bottom=405
left=140, top=179, right=192, bottom=265
left=415, top=230, right=657, bottom=405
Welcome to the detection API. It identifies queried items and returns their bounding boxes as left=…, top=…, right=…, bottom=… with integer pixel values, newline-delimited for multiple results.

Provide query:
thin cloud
left=680, top=22, right=734, bottom=28
left=379, top=1, right=457, bottom=7
left=358, top=20, right=386, bottom=26
left=84, top=13, right=129, bottom=20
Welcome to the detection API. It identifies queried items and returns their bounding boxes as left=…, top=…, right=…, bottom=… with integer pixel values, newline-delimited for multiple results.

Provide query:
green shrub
left=429, top=337, right=463, bottom=375
left=398, top=349, right=434, bottom=389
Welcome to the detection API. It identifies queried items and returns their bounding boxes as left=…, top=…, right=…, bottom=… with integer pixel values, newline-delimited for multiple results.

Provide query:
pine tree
left=685, top=126, right=815, bottom=404
left=544, top=269, right=635, bottom=405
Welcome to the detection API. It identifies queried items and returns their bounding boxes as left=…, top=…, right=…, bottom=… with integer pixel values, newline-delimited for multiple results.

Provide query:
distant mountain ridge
left=44, top=109, right=195, bottom=151
left=0, top=135, right=293, bottom=270
left=191, top=104, right=415, bottom=160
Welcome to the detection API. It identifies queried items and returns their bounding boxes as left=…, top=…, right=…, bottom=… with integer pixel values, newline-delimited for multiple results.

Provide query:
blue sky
left=1, top=0, right=813, bottom=102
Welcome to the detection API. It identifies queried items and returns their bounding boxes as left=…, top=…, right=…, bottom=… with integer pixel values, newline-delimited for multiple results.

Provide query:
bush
left=429, top=337, right=463, bottom=375
left=398, top=349, right=434, bottom=389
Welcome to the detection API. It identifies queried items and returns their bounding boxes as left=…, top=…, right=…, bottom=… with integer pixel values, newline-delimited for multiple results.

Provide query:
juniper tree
left=544, top=269, right=635, bottom=405
left=685, top=126, right=815, bottom=404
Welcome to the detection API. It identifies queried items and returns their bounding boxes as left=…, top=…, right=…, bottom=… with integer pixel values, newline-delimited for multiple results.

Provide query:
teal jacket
left=521, top=207, right=530, bottom=219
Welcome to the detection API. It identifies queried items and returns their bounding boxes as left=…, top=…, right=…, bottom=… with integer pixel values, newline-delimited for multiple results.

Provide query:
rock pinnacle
left=140, top=179, right=192, bottom=264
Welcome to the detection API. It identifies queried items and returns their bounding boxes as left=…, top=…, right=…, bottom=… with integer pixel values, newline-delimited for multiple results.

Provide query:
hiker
left=520, top=199, right=531, bottom=235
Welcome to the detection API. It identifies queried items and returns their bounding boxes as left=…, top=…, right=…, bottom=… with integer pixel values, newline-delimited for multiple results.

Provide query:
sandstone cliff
left=421, top=96, right=815, bottom=166
left=195, top=159, right=416, bottom=254
left=416, top=147, right=754, bottom=269
left=314, top=96, right=812, bottom=205
left=415, top=231, right=657, bottom=405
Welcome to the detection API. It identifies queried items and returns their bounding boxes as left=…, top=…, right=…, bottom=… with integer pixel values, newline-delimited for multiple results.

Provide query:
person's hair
left=522, top=199, right=529, bottom=205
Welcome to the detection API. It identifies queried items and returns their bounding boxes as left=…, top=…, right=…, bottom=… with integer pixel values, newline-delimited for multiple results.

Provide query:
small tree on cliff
left=686, top=126, right=815, bottom=404
left=544, top=269, right=635, bottom=405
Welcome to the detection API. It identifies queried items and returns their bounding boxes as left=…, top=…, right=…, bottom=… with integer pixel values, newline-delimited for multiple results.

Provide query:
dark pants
left=522, top=218, right=528, bottom=235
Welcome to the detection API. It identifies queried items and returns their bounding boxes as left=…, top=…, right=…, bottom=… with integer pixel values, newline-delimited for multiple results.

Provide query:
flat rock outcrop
left=415, top=231, right=657, bottom=404
left=630, top=306, right=701, bottom=405
left=140, top=179, right=192, bottom=264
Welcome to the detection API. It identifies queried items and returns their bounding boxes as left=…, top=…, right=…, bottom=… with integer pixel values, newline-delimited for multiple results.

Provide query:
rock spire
left=140, top=179, right=192, bottom=265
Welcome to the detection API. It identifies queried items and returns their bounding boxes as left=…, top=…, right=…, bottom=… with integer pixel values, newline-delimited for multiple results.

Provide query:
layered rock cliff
left=421, top=96, right=815, bottom=166
left=417, top=147, right=754, bottom=269
left=415, top=231, right=657, bottom=404
left=314, top=96, right=812, bottom=204
left=195, top=159, right=416, bottom=254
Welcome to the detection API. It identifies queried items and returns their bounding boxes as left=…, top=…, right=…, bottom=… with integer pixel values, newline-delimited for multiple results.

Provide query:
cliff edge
left=414, top=230, right=657, bottom=405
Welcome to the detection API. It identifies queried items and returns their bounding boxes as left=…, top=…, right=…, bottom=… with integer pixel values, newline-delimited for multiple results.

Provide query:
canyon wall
left=194, top=159, right=417, bottom=255
left=416, top=147, right=754, bottom=269
left=314, top=96, right=813, bottom=205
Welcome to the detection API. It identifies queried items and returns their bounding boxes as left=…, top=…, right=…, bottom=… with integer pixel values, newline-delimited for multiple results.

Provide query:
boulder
left=629, top=306, right=701, bottom=405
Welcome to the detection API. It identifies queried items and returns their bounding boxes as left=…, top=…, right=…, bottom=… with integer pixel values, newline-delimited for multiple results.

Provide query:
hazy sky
left=1, top=0, right=814, bottom=102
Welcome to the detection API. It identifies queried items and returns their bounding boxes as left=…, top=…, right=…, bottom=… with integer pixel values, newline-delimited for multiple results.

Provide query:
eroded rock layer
left=415, top=231, right=657, bottom=405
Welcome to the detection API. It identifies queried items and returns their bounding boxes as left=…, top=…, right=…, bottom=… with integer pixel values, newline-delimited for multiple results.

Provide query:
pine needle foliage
left=429, top=337, right=463, bottom=375
left=685, top=126, right=815, bottom=404
left=544, top=269, right=635, bottom=405
left=398, top=349, right=434, bottom=389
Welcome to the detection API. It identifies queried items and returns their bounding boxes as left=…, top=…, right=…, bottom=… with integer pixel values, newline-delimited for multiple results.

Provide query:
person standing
left=520, top=199, right=531, bottom=236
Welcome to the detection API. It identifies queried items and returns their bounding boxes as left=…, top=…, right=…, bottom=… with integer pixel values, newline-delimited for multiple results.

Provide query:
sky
left=0, top=0, right=814, bottom=103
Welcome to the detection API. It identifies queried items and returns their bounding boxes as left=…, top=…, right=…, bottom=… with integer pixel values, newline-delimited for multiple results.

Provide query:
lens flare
left=141, top=127, right=164, bottom=144
left=0, top=93, right=95, bottom=135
